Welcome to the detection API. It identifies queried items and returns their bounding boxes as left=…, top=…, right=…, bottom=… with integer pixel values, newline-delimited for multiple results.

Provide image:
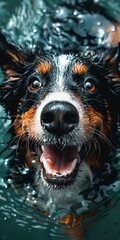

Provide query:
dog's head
left=0, top=32, right=120, bottom=202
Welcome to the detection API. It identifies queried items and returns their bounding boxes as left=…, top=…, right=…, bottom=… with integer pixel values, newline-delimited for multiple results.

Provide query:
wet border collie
left=0, top=0, right=120, bottom=208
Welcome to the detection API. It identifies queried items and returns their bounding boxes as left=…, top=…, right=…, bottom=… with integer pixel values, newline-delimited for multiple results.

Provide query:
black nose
left=41, top=101, right=79, bottom=136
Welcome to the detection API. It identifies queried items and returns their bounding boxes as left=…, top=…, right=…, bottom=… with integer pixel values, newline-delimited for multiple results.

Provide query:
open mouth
left=36, top=144, right=81, bottom=188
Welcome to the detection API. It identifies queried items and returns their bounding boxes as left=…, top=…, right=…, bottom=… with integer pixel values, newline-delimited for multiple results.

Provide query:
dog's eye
left=84, top=81, right=96, bottom=93
left=29, top=79, right=42, bottom=91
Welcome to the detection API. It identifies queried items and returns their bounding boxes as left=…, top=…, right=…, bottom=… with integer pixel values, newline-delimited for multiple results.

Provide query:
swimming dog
left=0, top=31, right=120, bottom=206
left=0, top=0, right=120, bottom=209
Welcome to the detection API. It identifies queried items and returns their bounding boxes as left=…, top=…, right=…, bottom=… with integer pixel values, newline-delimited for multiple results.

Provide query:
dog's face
left=0, top=33, right=120, bottom=204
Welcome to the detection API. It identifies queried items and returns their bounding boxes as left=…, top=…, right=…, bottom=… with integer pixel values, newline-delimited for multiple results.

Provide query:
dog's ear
left=102, top=46, right=120, bottom=97
left=100, top=46, right=120, bottom=116
left=102, top=47, right=119, bottom=66
left=0, top=31, right=34, bottom=112
left=0, top=31, right=30, bottom=76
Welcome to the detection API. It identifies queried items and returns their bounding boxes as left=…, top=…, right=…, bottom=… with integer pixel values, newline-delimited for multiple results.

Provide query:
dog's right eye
left=29, top=79, right=42, bottom=91
left=83, top=81, right=96, bottom=93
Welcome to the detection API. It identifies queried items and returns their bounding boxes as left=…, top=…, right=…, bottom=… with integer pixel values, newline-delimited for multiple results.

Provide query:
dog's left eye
left=29, top=79, right=42, bottom=91
left=83, top=81, right=96, bottom=93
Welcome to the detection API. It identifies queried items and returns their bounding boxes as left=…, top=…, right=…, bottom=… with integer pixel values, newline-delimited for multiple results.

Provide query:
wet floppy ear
left=0, top=31, right=29, bottom=77
left=102, top=46, right=120, bottom=97
left=101, top=46, right=120, bottom=116
left=0, top=31, right=31, bottom=112
left=102, top=46, right=120, bottom=66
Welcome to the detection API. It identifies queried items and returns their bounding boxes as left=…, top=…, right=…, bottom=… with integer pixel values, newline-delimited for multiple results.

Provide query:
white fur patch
left=35, top=160, right=93, bottom=210
left=53, top=54, right=74, bottom=91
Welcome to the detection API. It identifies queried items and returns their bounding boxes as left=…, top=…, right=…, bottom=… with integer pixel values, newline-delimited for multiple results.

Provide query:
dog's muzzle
left=38, top=101, right=81, bottom=187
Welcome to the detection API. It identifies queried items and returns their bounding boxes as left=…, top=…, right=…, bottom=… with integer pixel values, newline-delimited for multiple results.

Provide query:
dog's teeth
left=77, top=145, right=81, bottom=152
left=41, top=145, right=44, bottom=151
left=42, top=156, right=78, bottom=177
left=62, top=171, right=68, bottom=176
left=71, top=159, right=77, bottom=169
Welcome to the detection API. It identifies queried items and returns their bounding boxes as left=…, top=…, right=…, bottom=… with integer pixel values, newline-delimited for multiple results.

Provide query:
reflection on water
left=2, top=0, right=120, bottom=52
left=0, top=0, right=120, bottom=239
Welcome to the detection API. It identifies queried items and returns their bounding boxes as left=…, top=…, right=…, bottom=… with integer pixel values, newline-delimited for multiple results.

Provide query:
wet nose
left=41, top=101, right=79, bottom=136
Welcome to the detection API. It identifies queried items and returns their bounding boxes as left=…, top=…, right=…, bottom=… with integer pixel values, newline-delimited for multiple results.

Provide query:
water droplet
left=8, top=19, right=14, bottom=28
left=33, top=28, right=37, bottom=33
left=36, top=9, right=43, bottom=15
left=33, top=199, right=37, bottom=204
left=98, top=28, right=105, bottom=37
left=73, top=10, right=78, bottom=16
left=111, top=25, right=116, bottom=32
left=32, top=190, right=36, bottom=196
left=4, top=159, right=9, bottom=166
left=77, top=14, right=83, bottom=20
left=22, top=169, right=29, bottom=175
left=7, top=178, right=12, bottom=184
left=97, top=22, right=101, bottom=26
left=31, top=160, right=36, bottom=164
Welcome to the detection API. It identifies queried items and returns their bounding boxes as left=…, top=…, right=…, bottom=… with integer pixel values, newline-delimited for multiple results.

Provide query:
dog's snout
left=41, top=101, right=79, bottom=135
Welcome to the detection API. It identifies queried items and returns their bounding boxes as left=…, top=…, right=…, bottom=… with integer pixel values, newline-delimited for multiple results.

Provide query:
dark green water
left=0, top=0, right=120, bottom=240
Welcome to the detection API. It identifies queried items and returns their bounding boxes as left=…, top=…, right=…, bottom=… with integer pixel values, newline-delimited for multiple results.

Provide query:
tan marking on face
left=14, top=107, right=40, bottom=169
left=72, top=63, right=88, bottom=75
left=81, top=106, right=112, bottom=168
left=14, top=107, right=36, bottom=137
left=86, top=107, right=111, bottom=135
left=37, top=61, right=52, bottom=74
left=87, top=108, right=104, bottom=131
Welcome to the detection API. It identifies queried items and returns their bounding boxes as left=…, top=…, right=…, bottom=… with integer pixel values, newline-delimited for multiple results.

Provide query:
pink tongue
left=40, top=145, right=80, bottom=175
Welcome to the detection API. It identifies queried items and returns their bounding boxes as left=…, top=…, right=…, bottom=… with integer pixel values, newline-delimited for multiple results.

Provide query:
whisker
left=94, top=128, right=116, bottom=151
left=7, top=133, right=22, bottom=150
